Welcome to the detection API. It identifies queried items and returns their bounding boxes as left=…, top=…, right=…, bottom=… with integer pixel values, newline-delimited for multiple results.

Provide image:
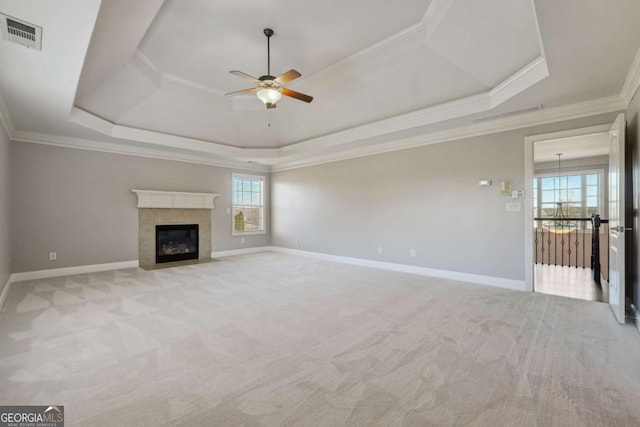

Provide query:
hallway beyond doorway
left=535, top=264, right=608, bottom=302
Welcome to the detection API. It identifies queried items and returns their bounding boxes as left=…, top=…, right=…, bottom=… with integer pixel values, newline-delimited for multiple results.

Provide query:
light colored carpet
left=0, top=252, right=639, bottom=426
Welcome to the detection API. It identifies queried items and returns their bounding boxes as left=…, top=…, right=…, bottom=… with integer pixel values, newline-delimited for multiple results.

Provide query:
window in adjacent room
left=533, top=170, right=603, bottom=229
left=232, top=173, right=265, bottom=235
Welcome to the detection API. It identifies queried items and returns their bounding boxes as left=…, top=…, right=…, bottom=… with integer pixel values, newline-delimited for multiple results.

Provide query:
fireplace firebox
left=155, top=224, right=199, bottom=264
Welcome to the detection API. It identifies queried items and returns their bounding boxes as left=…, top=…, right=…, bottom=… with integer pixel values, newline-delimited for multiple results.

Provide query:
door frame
left=523, top=124, right=612, bottom=292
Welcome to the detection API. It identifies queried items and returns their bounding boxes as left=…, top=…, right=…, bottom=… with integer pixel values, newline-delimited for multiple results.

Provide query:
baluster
left=582, top=227, right=586, bottom=268
left=574, top=230, right=580, bottom=268
left=534, top=225, right=539, bottom=264
left=547, top=228, right=551, bottom=265
left=567, top=229, right=572, bottom=267
left=554, top=226, right=558, bottom=266
left=540, top=227, right=545, bottom=265
left=560, top=223, right=565, bottom=267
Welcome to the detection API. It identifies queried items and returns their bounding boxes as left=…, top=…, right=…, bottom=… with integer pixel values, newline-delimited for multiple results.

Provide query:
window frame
left=533, top=168, right=605, bottom=229
left=231, top=173, right=266, bottom=236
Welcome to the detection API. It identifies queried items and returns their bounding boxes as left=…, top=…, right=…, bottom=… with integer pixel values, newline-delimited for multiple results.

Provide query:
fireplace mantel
left=132, top=189, right=220, bottom=209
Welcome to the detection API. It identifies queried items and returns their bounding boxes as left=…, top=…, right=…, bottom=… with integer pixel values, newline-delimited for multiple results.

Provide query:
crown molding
left=69, top=107, right=279, bottom=160
left=621, top=46, right=640, bottom=107
left=488, top=56, right=548, bottom=107
left=70, top=58, right=548, bottom=165
left=9, top=130, right=270, bottom=172
left=272, top=95, right=625, bottom=171
left=278, top=56, right=548, bottom=159
left=70, top=51, right=546, bottom=166
left=7, top=93, right=625, bottom=173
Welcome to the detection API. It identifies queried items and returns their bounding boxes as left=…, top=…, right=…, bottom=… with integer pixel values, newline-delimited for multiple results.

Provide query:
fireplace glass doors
left=155, top=224, right=199, bottom=264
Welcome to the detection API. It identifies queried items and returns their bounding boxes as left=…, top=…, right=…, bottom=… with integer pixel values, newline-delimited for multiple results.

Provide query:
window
left=533, top=170, right=602, bottom=229
left=232, top=173, right=265, bottom=235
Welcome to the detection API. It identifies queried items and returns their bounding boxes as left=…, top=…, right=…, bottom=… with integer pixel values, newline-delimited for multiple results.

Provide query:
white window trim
left=232, top=173, right=266, bottom=236
left=533, top=168, right=605, bottom=228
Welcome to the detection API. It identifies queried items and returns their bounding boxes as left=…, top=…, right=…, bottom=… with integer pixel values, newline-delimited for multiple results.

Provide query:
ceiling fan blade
left=225, top=87, right=258, bottom=96
left=282, top=88, right=313, bottom=103
left=275, top=69, right=302, bottom=85
left=230, top=70, right=261, bottom=83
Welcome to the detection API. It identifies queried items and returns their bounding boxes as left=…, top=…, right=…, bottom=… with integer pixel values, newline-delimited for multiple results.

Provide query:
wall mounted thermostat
left=511, top=190, right=525, bottom=198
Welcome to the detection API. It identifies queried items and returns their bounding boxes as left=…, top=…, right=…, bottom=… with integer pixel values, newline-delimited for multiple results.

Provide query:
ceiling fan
left=225, top=28, right=313, bottom=109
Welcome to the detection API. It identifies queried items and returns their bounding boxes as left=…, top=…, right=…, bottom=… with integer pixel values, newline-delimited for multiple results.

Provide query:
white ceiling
left=0, top=0, right=639, bottom=171
left=534, top=132, right=610, bottom=163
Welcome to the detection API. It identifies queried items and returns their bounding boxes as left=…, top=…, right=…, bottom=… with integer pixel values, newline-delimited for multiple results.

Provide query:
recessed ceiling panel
left=138, top=0, right=431, bottom=90
left=117, top=31, right=490, bottom=148
left=427, top=0, right=541, bottom=87
left=116, top=79, right=284, bottom=148
left=76, top=62, right=159, bottom=122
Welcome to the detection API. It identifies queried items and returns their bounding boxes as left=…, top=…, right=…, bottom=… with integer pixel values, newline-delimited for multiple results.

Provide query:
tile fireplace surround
left=132, top=190, right=220, bottom=268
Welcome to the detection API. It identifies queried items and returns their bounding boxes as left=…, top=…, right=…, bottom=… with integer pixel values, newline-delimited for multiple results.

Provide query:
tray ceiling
left=0, top=0, right=639, bottom=170
left=73, top=0, right=546, bottom=151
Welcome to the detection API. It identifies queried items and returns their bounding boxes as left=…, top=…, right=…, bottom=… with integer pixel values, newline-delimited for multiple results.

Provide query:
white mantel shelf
left=132, top=189, right=220, bottom=209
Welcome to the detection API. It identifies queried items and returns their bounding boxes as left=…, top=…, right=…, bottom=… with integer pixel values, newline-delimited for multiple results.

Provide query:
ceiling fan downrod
left=264, top=28, right=274, bottom=78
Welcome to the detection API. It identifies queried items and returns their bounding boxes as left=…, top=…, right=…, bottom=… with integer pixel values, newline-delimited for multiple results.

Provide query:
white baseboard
left=211, top=246, right=272, bottom=258
left=5, top=246, right=526, bottom=293
left=9, top=260, right=140, bottom=284
left=269, top=246, right=526, bottom=291
left=0, top=276, right=10, bottom=313
left=7, top=246, right=276, bottom=284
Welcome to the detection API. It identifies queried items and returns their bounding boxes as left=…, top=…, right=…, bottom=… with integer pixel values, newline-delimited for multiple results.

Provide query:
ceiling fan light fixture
left=225, top=28, right=313, bottom=109
left=256, top=87, right=282, bottom=105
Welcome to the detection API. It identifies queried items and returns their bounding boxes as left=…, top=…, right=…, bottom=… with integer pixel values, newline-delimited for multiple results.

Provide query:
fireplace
left=155, top=224, right=199, bottom=264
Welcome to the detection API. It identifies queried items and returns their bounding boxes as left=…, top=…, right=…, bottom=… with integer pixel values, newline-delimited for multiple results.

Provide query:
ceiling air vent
left=0, top=13, right=42, bottom=50
left=472, top=105, right=543, bottom=123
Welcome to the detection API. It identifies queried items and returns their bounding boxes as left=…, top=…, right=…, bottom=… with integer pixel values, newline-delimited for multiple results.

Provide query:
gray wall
left=0, top=126, right=10, bottom=289
left=10, top=143, right=269, bottom=273
left=272, top=114, right=618, bottom=282
left=627, top=85, right=640, bottom=312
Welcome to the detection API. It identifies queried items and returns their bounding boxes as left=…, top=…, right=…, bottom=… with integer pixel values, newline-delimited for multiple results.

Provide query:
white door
left=608, top=113, right=626, bottom=324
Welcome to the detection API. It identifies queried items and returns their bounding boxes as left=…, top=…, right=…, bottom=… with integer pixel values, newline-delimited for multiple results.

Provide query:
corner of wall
left=0, top=123, right=11, bottom=308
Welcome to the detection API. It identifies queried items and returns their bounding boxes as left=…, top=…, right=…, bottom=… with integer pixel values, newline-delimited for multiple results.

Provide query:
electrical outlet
left=294, top=238, right=299, bottom=245
left=410, top=249, right=416, bottom=258
left=240, top=238, right=245, bottom=244
left=49, top=252, right=57, bottom=261
left=378, top=246, right=383, bottom=254
left=226, top=207, right=231, bottom=214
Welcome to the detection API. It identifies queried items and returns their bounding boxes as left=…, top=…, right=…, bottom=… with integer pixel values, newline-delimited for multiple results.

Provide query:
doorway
left=524, top=124, right=611, bottom=303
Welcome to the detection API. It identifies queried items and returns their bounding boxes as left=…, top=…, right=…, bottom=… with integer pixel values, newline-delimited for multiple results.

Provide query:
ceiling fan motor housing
left=225, top=27, right=313, bottom=107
